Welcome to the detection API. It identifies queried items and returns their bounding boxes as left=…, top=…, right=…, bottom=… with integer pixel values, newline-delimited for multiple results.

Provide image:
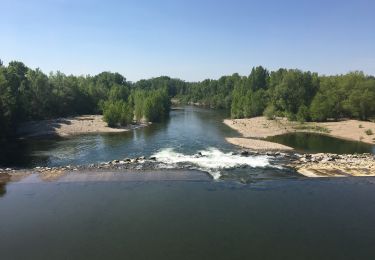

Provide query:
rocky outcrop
left=290, top=153, right=375, bottom=177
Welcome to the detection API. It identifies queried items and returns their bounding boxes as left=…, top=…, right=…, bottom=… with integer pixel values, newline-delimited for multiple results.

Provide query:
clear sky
left=1, top=0, right=374, bottom=81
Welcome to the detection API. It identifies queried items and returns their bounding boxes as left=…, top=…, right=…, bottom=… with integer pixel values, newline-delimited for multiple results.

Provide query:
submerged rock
left=194, top=152, right=204, bottom=158
left=240, top=151, right=249, bottom=156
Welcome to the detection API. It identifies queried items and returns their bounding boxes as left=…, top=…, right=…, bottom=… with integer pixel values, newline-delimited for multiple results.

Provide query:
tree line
left=0, top=60, right=170, bottom=139
left=1, top=59, right=374, bottom=139
left=175, top=66, right=375, bottom=122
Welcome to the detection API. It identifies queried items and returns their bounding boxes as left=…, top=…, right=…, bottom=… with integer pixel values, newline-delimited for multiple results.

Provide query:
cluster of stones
left=94, top=156, right=153, bottom=169
left=34, top=165, right=79, bottom=172
left=0, top=168, right=15, bottom=173
left=291, top=153, right=375, bottom=176
left=296, top=153, right=375, bottom=165
left=0, top=156, right=159, bottom=176
left=237, top=150, right=287, bottom=157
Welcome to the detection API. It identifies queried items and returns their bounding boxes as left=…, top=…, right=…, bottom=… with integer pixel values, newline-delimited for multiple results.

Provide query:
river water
left=1, top=106, right=374, bottom=180
left=1, top=107, right=375, bottom=259
left=1, top=175, right=375, bottom=259
left=1, top=107, right=237, bottom=167
left=0, top=107, right=297, bottom=181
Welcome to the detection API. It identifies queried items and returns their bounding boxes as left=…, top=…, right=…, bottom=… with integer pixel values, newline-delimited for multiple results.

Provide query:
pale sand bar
left=224, top=116, right=375, bottom=145
left=226, top=137, right=293, bottom=151
left=18, top=115, right=145, bottom=137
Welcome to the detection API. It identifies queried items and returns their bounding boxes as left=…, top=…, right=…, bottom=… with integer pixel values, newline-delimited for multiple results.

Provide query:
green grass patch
left=293, top=124, right=331, bottom=133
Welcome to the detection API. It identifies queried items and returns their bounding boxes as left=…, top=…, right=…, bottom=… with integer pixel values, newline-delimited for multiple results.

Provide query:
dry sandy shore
left=224, top=116, right=375, bottom=145
left=18, top=115, right=146, bottom=137
left=226, top=137, right=293, bottom=151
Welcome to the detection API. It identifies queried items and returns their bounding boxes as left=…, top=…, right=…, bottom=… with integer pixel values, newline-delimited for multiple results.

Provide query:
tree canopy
left=1, top=60, right=374, bottom=139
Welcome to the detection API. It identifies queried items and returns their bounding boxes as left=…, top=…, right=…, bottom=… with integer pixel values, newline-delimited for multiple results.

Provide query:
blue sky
left=1, top=0, right=374, bottom=81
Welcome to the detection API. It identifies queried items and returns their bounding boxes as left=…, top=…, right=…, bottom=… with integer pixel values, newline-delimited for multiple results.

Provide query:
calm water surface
left=267, top=132, right=375, bottom=154
left=1, top=176, right=375, bottom=260
left=1, top=107, right=375, bottom=259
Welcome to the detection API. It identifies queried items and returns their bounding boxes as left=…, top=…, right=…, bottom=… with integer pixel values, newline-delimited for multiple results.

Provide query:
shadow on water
left=0, top=107, right=238, bottom=168
left=267, top=132, right=375, bottom=154
left=0, top=182, right=6, bottom=197
left=0, top=174, right=10, bottom=198
left=2, top=177, right=375, bottom=259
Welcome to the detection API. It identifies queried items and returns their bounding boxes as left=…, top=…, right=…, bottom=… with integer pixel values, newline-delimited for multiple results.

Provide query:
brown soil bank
left=224, top=117, right=375, bottom=145
left=18, top=115, right=146, bottom=138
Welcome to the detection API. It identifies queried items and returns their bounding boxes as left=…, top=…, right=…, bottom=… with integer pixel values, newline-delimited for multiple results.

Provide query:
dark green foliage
left=248, top=66, right=269, bottom=91
left=103, top=100, right=133, bottom=127
left=0, top=60, right=171, bottom=138
left=296, top=105, right=310, bottom=123
left=263, top=104, right=277, bottom=120
left=0, top=66, right=16, bottom=138
left=1, top=59, right=374, bottom=139
left=177, top=74, right=239, bottom=109
left=132, top=89, right=170, bottom=122
left=230, top=68, right=373, bottom=122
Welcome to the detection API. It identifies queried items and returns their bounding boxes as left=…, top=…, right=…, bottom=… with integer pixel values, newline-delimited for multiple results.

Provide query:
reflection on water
left=0, top=182, right=6, bottom=197
left=1, top=178, right=375, bottom=259
left=0, top=107, right=236, bottom=168
left=267, top=132, right=375, bottom=154
left=2, top=107, right=374, bottom=169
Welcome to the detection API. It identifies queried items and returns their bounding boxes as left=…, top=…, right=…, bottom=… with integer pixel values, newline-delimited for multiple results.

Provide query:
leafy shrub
left=103, top=100, right=133, bottom=127
left=365, top=129, right=374, bottom=135
left=263, top=104, right=277, bottom=120
left=296, top=105, right=310, bottom=123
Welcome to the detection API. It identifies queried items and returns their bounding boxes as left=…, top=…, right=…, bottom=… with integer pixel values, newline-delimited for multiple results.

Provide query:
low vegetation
left=292, top=124, right=331, bottom=133
left=365, top=129, right=374, bottom=135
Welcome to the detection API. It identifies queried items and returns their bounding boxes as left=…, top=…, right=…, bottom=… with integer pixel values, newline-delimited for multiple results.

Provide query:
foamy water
left=151, top=147, right=276, bottom=179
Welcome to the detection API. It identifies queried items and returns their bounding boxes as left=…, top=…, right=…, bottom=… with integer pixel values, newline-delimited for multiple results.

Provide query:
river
left=1, top=107, right=375, bottom=259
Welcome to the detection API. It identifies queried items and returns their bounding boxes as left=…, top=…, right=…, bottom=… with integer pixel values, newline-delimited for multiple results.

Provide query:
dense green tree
left=0, top=67, right=16, bottom=138
left=103, top=100, right=133, bottom=127
left=0, top=59, right=374, bottom=139
left=248, top=66, right=269, bottom=91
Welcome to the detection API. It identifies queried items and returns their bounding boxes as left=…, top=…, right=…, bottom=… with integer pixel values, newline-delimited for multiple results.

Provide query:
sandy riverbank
left=224, top=116, right=375, bottom=145
left=226, top=137, right=293, bottom=151
left=17, top=115, right=147, bottom=138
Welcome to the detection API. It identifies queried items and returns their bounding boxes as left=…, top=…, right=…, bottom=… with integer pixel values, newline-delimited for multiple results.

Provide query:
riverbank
left=226, top=137, right=293, bottom=151
left=17, top=115, right=148, bottom=138
left=289, top=153, right=375, bottom=177
left=224, top=116, right=375, bottom=145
